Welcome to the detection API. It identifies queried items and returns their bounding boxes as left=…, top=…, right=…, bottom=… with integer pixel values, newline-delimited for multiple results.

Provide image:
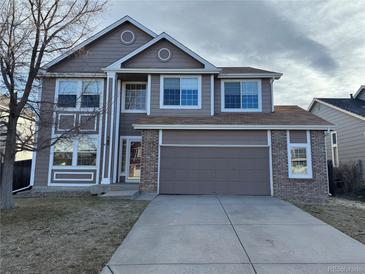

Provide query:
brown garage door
left=159, top=146, right=271, bottom=195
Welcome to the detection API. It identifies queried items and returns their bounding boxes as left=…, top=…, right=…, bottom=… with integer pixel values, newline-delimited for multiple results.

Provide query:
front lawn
left=294, top=197, right=365, bottom=245
left=1, top=196, right=149, bottom=273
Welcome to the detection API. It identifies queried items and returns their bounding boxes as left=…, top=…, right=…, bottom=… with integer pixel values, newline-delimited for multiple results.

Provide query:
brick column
left=271, top=130, right=328, bottom=203
left=140, top=130, right=159, bottom=192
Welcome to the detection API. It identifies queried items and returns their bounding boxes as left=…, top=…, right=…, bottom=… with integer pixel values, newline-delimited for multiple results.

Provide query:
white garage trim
left=157, top=129, right=162, bottom=194
left=268, top=130, right=274, bottom=196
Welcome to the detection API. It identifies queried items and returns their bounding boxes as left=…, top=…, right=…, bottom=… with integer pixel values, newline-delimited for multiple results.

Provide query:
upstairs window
left=222, top=80, right=261, bottom=112
left=56, top=79, right=102, bottom=109
left=161, top=76, right=201, bottom=108
left=57, top=81, right=78, bottom=108
left=122, top=82, right=147, bottom=112
left=81, top=80, right=101, bottom=108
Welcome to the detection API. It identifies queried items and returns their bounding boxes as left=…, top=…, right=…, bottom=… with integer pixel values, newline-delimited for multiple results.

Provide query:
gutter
left=133, top=124, right=335, bottom=130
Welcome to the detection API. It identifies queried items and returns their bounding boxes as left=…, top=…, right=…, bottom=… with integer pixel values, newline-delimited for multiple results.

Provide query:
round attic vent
left=158, top=48, right=172, bottom=62
left=120, top=30, right=135, bottom=45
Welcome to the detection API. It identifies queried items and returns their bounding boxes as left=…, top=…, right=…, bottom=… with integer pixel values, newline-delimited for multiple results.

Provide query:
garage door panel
left=160, top=147, right=271, bottom=195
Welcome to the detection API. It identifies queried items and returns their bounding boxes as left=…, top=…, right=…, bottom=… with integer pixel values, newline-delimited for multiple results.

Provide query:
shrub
left=333, top=161, right=363, bottom=193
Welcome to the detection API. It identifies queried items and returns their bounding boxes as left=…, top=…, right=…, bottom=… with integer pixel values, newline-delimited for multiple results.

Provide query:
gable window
left=222, top=80, right=261, bottom=112
left=331, top=131, right=339, bottom=167
left=56, top=79, right=102, bottom=109
left=122, top=82, right=147, bottom=112
left=160, top=76, right=201, bottom=108
left=287, top=131, right=313, bottom=179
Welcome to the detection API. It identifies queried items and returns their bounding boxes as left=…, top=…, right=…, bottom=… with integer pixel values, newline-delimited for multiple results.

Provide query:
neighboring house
left=0, top=95, right=33, bottom=161
left=31, top=16, right=333, bottom=202
left=308, top=86, right=365, bottom=180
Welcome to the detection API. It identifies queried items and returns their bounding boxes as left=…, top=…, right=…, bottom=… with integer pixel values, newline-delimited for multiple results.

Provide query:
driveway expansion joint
left=216, top=195, right=258, bottom=274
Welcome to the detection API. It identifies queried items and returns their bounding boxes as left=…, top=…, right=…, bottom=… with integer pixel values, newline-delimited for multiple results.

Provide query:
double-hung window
left=161, top=76, right=201, bottom=108
left=122, top=82, right=147, bottom=112
left=56, top=79, right=102, bottom=109
left=222, top=80, right=261, bottom=112
left=81, top=80, right=101, bottom=108
left=57, top=81, right=78, bottom=108
left=53, top=135, right=98, bottom=167
left=331, top=131, right=339, bottom=167
left=287, top=131, right=313, bottom=179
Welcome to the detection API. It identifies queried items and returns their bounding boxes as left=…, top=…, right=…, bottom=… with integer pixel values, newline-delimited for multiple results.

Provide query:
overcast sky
left=101, top=0, right=364, bottom=108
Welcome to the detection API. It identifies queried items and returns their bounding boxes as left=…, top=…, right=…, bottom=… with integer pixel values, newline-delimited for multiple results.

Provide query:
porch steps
left=99, top=190, right=140, bottom=200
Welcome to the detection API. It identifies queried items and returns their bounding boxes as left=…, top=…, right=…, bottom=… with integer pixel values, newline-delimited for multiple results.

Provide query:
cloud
left=103, top=0, right=365, bottom=107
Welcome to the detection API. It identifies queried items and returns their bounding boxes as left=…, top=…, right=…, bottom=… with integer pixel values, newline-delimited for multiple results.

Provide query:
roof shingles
left=317, top=98, right=365, bottom=118
left=135, top=106, right=332, bottom=127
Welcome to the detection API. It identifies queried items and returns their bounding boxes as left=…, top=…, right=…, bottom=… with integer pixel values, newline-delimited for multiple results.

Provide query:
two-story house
left=309, top=86, right=365, bottom=180
left=31, top=16, right=333, bottom=202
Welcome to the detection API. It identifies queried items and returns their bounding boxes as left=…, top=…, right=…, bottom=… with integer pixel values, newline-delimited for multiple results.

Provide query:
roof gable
left=105, top=33, right=218, bottom=71
left=308, top=98, right=365, bottom=121
left=44, top=16, right=157, bottom=71
left=122, top=38, right=204, bottom=69
left=354, top=85, right=365, bottom=100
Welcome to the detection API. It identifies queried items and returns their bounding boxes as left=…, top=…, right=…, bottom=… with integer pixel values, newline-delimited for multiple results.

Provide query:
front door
left=119, top=136, right=142, bottom=183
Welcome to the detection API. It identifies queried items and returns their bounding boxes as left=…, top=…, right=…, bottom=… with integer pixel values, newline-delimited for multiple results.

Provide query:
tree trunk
left=0, top=115, right=17, bottom=209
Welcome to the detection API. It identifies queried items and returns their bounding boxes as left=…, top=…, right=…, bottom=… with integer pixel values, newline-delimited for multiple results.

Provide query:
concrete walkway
left=102, top=195, right=365, bottom=274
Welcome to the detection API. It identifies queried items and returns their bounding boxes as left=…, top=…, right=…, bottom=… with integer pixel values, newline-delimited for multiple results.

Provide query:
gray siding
left=150, top=74, right=211, bottom=116
left=214, top=78, right=272, bottom=113
left=162, top=130, right=268, bottom=145
left=33, top=78, right=56, bottom=186
left=289, top=130, right=307, bottom=143
left=311, top=102, right=365, bottom=177
left=49, top=22, right=153, bottom=73
left=123, top=39, right=204, bottom=69
left=120, top=113, right=144, bottom=136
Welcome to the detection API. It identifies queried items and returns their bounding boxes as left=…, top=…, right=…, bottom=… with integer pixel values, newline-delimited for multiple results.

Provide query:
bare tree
left=0, top=0, right=106, bottom=209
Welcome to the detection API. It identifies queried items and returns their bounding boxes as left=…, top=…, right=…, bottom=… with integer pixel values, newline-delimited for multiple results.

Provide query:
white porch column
left=101, top=72, right=118, bottom=184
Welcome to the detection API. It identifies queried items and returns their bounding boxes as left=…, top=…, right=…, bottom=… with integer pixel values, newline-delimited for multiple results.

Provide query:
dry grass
left=1, top=196, right=148, bottom=274
left=294, top=197, right=365, bottom=245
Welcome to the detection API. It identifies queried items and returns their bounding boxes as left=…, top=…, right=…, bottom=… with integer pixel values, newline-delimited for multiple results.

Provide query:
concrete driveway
left=102, top=195, right=365, bottom=274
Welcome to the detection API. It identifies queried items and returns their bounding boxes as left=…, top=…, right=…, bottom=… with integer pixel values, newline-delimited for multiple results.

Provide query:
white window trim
left=287, top=130, right=313, bottom=179
left=159, top=75, right=202, bottom=109
left=119, top=136, right=142, bottom=183
left=52, top=134, right=98, bottom=169
left=79, top=113, right=98, bottom=132
left=221, top=79, right=262, bottom=112
left=55, top=78, right=103, bottom=112
left=121, top=81, right=148, bottom=113
left=57, top=113, right=76, bottom=132
left=331, top=131, right=339, bottom=167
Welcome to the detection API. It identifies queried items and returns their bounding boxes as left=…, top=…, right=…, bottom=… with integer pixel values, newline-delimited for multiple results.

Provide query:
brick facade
left=140, top=129, right=329, bottom=201
left=140, top=129, right=159, bottom=192
left=271, top=130, right=328, bottom=202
